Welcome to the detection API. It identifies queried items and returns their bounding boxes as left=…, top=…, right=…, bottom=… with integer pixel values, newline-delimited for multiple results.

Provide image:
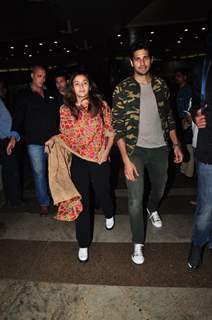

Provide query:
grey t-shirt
left=136, top=83, right=166, bottom=148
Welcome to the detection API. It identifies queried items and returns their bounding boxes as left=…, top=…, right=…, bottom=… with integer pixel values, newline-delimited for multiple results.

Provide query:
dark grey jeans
left=126, top=146, right=169, bottom=244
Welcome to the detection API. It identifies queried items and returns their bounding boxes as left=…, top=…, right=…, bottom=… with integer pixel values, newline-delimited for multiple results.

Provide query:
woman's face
left=72, top=74, right=90, bottom=101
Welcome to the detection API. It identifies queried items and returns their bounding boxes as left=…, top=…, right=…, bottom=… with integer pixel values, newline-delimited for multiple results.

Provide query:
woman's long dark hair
left=64, top=72, right=104, bottom=121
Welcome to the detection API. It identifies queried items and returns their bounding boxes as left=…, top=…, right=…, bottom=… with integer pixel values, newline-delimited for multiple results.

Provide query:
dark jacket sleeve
left=190, top=61, right=202, bottom=120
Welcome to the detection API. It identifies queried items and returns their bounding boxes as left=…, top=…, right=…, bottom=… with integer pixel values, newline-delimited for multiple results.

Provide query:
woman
left=45, top=72, right=115, bottom=262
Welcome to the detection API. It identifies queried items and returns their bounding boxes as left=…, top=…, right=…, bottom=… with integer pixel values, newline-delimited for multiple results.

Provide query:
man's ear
left=31, top=73, right=33, bottom=80
left=130, top=59, right=133, bottom=67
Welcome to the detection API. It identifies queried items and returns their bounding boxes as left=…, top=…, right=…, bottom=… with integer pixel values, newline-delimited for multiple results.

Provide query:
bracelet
left=173, top=143, right=180, bottom=149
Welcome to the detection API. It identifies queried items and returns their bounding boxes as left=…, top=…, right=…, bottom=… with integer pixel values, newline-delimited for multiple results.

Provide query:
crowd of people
left=0, top=38, right=211, bottom=269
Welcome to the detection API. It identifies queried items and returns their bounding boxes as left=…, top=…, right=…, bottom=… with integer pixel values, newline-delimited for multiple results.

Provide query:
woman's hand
left=44, top=136, right=56, bottom=154
left=98, top=150, right=109, bottom=165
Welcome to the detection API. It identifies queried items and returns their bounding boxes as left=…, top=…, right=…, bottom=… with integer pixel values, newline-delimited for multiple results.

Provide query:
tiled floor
left=0, top=172, right=211, bottom=320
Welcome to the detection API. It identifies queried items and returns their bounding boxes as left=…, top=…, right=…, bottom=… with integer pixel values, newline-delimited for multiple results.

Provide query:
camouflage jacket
left=112, top=76, right=176, bottom=155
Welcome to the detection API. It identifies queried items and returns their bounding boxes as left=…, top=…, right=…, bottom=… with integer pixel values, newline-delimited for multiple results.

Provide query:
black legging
left=71, top=155, right=114, bottom=247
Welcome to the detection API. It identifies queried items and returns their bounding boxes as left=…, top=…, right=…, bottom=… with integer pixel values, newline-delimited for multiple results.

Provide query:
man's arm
left=112, top=85, right=127, bottom=142
left=169, top=129, right=183, bottom=163
left=116, top=138, right=139, bottom=181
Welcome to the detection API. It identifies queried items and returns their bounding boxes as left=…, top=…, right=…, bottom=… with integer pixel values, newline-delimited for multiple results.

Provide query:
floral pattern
left=55, top=196, right=83, bottom=222
left=59, top=102, right=114, bottom=162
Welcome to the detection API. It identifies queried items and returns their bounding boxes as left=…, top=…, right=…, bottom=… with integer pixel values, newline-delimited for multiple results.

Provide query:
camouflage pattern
left=112, top=76, right=176, bottom=155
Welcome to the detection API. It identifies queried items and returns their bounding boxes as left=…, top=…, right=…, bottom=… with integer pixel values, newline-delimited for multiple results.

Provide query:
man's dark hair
left=129, top=40, right=152, bottom=60
left=175, top=68, right=189, bottom=78
left=54, top=69, right=67, bottom=80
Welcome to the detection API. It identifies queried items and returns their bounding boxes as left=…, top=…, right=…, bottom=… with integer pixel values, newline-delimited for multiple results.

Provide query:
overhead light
left=184, top=28, right=188, bottom=32
left=25, top=44, right=28, bottom=48
left=39, top=42, right=43, bottom=46
left=49, top=48, right=53, bottom=52
left=149, top=39, right=153, bottom=42
left=201, top=27, right=206, bottom=31
left=66, top=50, right=70, bottom=53
left=177, top=40, right=181, bottom=44
left=195, top=36, right=199, bottom=39
left=29, top=54, right=32, bottom=57
left=150, top=31, right=154, bottom=34
left=54, top=41, right=58, bottom=44
left=117, top=34, right=121, bottom=37
left=179, top=37, right=183, bottom=40
left=120, top=41, right=123, bottom=45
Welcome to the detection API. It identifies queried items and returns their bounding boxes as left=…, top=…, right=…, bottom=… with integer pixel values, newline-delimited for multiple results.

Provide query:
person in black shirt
left=54, top=70, right=68, bottom=107
left=188, top=30, right=212, bottom=269
left=7, top=65, right=59, bottom=215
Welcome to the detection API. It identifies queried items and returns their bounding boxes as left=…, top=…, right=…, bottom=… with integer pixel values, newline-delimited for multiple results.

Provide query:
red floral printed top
left=59, top=102, right=114, bottom=162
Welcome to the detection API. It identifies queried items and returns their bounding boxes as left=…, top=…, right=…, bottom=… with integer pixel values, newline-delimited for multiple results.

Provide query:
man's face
left=131, top=49, right=152, bottom=76
left=55, top=76, right=67, bottom=94
left=175, top=72, right=186, bottom=86
left=31, top=68, right=46, bottom=88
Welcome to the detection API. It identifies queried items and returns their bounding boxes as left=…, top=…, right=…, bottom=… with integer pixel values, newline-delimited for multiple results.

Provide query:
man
left=112, top=41, right=183, bottom=265
left=7, top=65, right=59, bottom=215
left=0, top=80, right=22, bottom=207
left=54, top=70, right=68, bottom=107
left=175, top=68, right=194, bottom=178
left=187, top=31, right=212, bottom=269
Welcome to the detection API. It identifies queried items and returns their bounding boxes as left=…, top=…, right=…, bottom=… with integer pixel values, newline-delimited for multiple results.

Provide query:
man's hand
left=173, top=145, right=183, bottom=163
left=124, top=159, right=139, bottom=181
left=195, top=109, right=206, bottom=128
left=7, top=137, right=16, bottom=155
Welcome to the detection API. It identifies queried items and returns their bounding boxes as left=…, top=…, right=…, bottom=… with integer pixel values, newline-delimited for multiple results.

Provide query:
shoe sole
left=77, top=256, right=89, bottom=263
left=131, top=255, right=145, bottom=265
left=105, top=224, right=115, bottom=231
left=187, top=262, right=200, bottom=270
left=150, top=222, right=162, bottom=228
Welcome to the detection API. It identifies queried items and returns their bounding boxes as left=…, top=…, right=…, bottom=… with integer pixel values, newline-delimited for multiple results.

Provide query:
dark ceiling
left=1, top=0, right=150, bottom=42
left=0, top=0, right=212, bottom=68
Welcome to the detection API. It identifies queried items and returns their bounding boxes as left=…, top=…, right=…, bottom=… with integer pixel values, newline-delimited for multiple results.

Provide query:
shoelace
left=149, top=212, right=160, bottom=222
left=134, top=245, right=143, bottom=256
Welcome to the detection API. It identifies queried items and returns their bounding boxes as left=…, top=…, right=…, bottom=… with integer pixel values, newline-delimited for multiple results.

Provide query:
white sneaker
left=147, top=209, right=162, bottom=228
left=131, top=244, right=144, bottom=265
left=105, top=217, right=115, bottom=230
left=78, top=248, right=88, bottom=262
